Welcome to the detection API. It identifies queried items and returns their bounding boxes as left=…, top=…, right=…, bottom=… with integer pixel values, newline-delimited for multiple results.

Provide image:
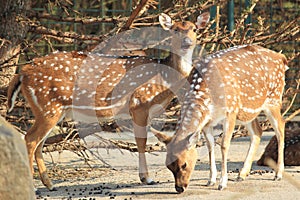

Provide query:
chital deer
left=7, top=12, right=210, bottom=192
left=152, top=45, right=287, bottom=193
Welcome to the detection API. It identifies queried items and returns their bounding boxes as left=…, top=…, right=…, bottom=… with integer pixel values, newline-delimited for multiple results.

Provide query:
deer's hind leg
left=35, top=136, right=55, bottom=191
left=25, top=114, right=62, bottom=191
left=264, top=106, right=285, bottom=180
left=238, top=119, right=263, bottom=181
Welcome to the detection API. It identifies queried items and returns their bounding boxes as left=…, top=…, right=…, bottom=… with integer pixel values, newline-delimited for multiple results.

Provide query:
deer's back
left=195, top=45, right=287, bottom=122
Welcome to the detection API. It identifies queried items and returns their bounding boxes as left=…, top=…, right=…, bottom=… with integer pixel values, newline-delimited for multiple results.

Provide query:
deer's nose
left=182, top=37, right=193, bottom=47
left=175, top=185, right=185, bottom=193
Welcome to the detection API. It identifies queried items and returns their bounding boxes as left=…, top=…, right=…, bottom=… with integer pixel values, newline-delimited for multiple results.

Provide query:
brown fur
left=7, top=13, right=210, bottom=191
left=153, top=45, right=287, bottom=193
left=258, top=129, right=300, bottom=166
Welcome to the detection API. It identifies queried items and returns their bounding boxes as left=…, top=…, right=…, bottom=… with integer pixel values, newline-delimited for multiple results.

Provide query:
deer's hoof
left=218, top=185, right=226, bottom=191
left=147, top=180, right=156, bottom=185
left=35, top=189, right=41, bottom=196
left=50, top=187, right=57, bottom=191
left=273, top=176, right=282, bottom=181
left=206, top=181, right=215, bottom=186
left=141, top=177, right=156, bottom=185
left=236, top=176, right=245, bottom=182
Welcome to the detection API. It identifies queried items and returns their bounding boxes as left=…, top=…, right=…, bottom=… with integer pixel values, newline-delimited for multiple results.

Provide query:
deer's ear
left=150, top=127, right=173, bottom=145
left=185, top=132, right=199, bottom=150
left=196, top=12, right=210, bottom=29
left=159, top=13, right=174, bottom=30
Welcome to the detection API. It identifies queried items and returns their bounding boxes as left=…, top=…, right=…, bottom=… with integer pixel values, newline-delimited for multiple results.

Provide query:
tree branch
left=29, top=23, right=102, bottom=41
left=283, top=79, right=300, bottom=117
left=285, top=109, right=300, bottom=122
left=29, top=12, right=126, bottom=24
left=120, top=0, right=158, bottom=31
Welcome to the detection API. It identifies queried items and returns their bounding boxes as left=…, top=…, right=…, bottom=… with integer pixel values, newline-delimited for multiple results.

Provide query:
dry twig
left=283, top=79, right=300, bottom=118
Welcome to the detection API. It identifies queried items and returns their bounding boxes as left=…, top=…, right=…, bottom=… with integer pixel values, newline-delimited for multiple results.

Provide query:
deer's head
left=159, top=12, right=210, bottom=56
left=151, top=128, right=199, bottom=193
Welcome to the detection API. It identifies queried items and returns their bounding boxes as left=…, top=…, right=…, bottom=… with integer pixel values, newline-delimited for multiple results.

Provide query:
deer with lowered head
left=152, top=44, right=287, bottom=193
left=7, top=12, right=210, bottom=192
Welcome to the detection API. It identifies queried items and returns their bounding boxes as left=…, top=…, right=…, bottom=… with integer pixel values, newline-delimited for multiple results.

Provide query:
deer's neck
left=170, top=49, right=193, bottom=78
left=176, top=74, right=212, bottom=136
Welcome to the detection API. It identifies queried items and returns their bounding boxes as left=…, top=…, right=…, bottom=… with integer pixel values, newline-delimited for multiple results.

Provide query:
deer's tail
left=7, top=74, right=22, bottom=113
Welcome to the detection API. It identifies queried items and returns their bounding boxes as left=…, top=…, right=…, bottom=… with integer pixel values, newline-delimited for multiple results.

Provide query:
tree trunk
left=0, top=0, right=31, bottom=92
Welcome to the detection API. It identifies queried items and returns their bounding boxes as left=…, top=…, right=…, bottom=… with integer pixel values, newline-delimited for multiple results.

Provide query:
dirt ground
left=35, top=131, right=300, bottom=200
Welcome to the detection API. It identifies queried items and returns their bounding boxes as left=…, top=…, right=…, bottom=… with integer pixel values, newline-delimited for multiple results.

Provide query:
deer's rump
left=257, top=129, right=300, bottom=166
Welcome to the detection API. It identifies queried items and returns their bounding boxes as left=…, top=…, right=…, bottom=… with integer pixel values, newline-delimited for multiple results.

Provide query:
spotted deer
left=152, top=44, right=287, bottom=193
left=7, top=12, right=210, bottom=191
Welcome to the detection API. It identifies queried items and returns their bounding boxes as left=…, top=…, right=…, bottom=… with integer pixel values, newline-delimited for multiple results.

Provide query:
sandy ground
left=35, top=131, right=300, bottom=200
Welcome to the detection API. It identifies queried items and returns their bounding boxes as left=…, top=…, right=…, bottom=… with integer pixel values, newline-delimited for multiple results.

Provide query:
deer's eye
left=193, top=28, right=197, bottom=32
left=173, top=28, right=180, bottom=35
left=181, top=163, right=187, bottom=170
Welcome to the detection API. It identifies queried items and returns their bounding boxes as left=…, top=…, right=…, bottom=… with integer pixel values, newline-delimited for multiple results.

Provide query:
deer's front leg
left=133, top=122, right=155, bottom=185
left=219, top=116, right=236, bottom=190
left=203, top=127, right=217, bottom=186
